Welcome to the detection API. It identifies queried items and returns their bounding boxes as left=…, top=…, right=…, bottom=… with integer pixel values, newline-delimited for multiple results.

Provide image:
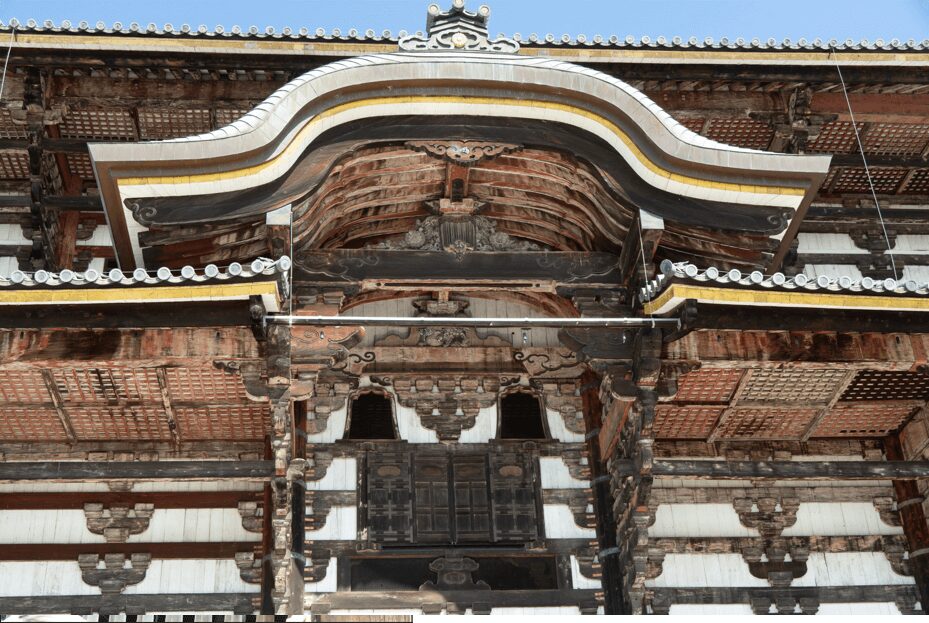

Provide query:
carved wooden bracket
left=407, top=140, right=521, bottom=166
left=743, top=541, right=809, bottom=588
left=306, top=378, right=355, bottom=435
left=560, top=448, right=593, bottom=482
left=574, top=547, right=601, bottom=580
left=873, top=496, right=902, bottom=528
left=84, top=503, right=154, bottom=543
left=536, top=379, right=586, bottom=435
left=733, top=496, right=800, bottom=538
left=237, top=501, right=264, bottom=534
left=305, top=452, right=333, bottom=483
left=882, top=536, right=913, bottom=577
left=306, top=547, right=332, bottom=583
left=387, top=376, right=499, bottom=441
left=235, top=550, right=263, bottom=584
left=420, top=555, right=490, bottom=591
left=78, top=553, right=151, bottom=594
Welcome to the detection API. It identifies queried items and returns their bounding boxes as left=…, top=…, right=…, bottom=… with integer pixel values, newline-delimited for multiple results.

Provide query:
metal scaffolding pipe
left=264, top=315, right=680, bottom=329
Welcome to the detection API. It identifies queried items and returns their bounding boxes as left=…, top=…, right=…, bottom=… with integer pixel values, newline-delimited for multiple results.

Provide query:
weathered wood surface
left=0, top=542, right=258, bottom=561
left=0, top=460, right=274, bottom=481
left=0, top=301, right=257, bottom=329
left=0, top=491, right=261, bottom=509
left=611, top=459, right=929, bottom=480
left=0, top=593, right=256, bottom=615
left=652, top=584, right=920, bottom=604
left=310, top=588, right=601, bottom=610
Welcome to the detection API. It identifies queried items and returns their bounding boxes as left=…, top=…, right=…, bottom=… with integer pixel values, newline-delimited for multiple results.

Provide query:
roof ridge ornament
left=399, top=1, right=519, bottom=53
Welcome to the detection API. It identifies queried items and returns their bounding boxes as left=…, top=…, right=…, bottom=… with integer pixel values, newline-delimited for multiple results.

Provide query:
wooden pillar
left=886, top=435, right=929, bottom=610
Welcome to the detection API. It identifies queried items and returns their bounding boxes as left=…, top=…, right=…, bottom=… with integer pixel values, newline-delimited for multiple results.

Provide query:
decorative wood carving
left=83, top=503, right=154, bottom=543
left=543, top=489, right=594, bottom=528
left=398, top=3, right=519, bottom=53
left=732, top=496, right=800, bottom=539
left=235, top=550, right=263, bottom=584
left=873, top=496, right=903, bottom=527
left=406, top=140, right=521, bottom=166
left=375, top=327, right=509, bottom=348
left=369, top=214, right=544, bottom=256
left=78, top=553, right=150, bottom=594
left=306, top=379, right=355, bottom=435
left=237, top=501, right=263, bottom=534
left=742, top=541, right=809, bottom=588
left=420, top=556, right=490, bottom=591
left=515, top=350, right=582, bottom=377
left=383, top=376, right=500, bottom=441
left=536, top=379, right=586, bottom=435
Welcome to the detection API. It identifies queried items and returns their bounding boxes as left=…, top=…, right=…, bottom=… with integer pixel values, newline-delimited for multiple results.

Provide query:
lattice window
left=902, top=169, right=929, bottom=195
left=0, top=369, right=51, bottom=403
left=60, top=108, right=136, bottom=140
left=51, top=368, right=162, bottom=404
left=672, top=368, right=743, bottom=403
left=811, top=402, right=920, bottom=437
left=174, top=405, right=268, bottom=440
left=66, top=153, right=95, bottom=179
left=163, top=367, right=249, bottom=403
left=0, top=150, right=30, bottom=179
left=137, top=108, right=212, bottom=140
left=366, top=447, right=539, bottom=546
left=653, top=405, right=724, bottom=440
left=862, top=123, right=929, bottom=156
left=214, top=107, right=251, bottom=128
left=831, top=167, right=908, bottom=194
left=0, top=407, right=68, bottom=441
left=0, top=109, right=27, bottom=139
left=807, top=120, right=860, bottom=154
left=842, top=370, right=929, bottom=401
left=67, top=406, right=171, bottom=441
left=704, top=118, right=774, bottom=150
left=673, top=116, right=706, bottom=134
left=739, top=368, right=847, bottom=404
left=714, top=407, right=819, bottom=440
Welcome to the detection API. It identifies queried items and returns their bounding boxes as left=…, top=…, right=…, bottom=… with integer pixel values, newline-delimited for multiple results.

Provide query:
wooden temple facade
left=2, top=0, right=929, bottom=616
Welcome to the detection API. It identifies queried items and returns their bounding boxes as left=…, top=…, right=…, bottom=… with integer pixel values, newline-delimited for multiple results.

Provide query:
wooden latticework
left=60, top=108, right=136, bottom=140
left=653, top=405, right=724, bottom=439
left=67, top=406, right=172, bottom=441
left=0, top=369, right=50, bottom=403
left=66, top=153, right=96, bottom=179
left=137, top=107, right=212, bottom=140
left=714, top=407, right=819, bottom=440
left=842, top=370, right=929, bottom=401
left=0, top=407, right=68, bottom=440
left=0, top=150, right=30, bottom=179
left=807, top=120, right=859, bottom=154
left=830, top=167, right=907, bottom=194
left=862, top=123, right=929, bottom=156
left=163, top=367, right=249, bottom=403
left=51, top=367, right=162, bottom=404
left=812, top=402, right=920, bottom=438
left=738, top=368, right=847, bottom=404
left=902, top=168, right=929, bottom=194
left=704, top=118, right=773, bottom=150
left=672, top=368, right=743, bottom=403
left=174, top=405, right=268, bottom=440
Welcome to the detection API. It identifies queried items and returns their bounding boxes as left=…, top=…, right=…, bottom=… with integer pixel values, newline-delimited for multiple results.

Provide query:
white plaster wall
left=0, top=256, right=18, bottom=276
left=668, top=604, right=754, bottom=615
left=0, top=510, right=106, bottom=544
left=306, top=458, right=356, bottom=491
left=305, top=506, right=357, bottom=541
left=127, top=509, right=260, bottom=543
left=489, top=607, right=583, bottom=615
left=0, top=561, right=99, bottom=596
left=782, top=502, right=903, bottom=536
left=818, top=602, right=903, bottom=615
left=543, top=504, right=596, bottom=539
left=545, top=407, right=585, bottom=443
left=802, top=264, right=864, bottom=280
left=571, top=555, right=601, bottom=589
left=891, top=234, right=929, bottom=254
left=649, top=504, right=759, bottom=538
left=458, top=404, right=496, bottom=443
left=796, top=233, right=867, bottom=254
left=793, top=552, right=914, bottom=587
left=76, top=224, right=113, bottom=247
left=305, top=558, right=337, bottom=593
left=131, top=481, right=264, bottom=493
left=393, top=393, right=439, bottom=444
left=306, top=402, right=347, bottom=444
left=903, top=265, right=929, bottom=283
left=539, top=456, right=589, bottom=490
left=123, top=559, right=259, bottom=594
left=646, top=553, right=768, bottom=588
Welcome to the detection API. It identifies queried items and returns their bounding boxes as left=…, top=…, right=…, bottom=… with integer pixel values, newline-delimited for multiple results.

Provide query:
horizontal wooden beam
left=312, top=589, right=601, bottom=611
left=611, top=459, right=929, bottom=480
left=295, top=249, right=622, bottom=288
left=653, top=584, right=919, bottom=605
left=0, top=300, right=256, bottom=329
left=43, top=194, right=104, bottom=211
left=0, top=460, right=274, bottom=481
left=689, top=303, right=929, bottom=334
left=0, top=593, right=256, bottom=616
left=0, top=542, right=259, bottom=561
left=0, top=491, right=262, bottom=510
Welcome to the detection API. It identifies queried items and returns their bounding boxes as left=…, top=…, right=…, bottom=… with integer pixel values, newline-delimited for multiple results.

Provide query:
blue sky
left=0, top=0, right=927, bottom=42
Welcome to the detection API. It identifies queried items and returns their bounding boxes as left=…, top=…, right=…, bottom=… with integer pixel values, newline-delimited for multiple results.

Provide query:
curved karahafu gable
left=89, top=33, right=831, bottom=269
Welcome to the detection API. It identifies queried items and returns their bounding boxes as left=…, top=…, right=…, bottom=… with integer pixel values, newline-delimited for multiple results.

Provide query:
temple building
left=3, top=0, right=929, bottom=617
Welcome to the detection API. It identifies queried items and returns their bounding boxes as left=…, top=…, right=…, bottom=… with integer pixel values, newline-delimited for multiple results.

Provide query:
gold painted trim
left=116, top=95, right=805, bottom=198
left=0, top=281, right=279, bottom=306
left=644, top=283, right=929, bottom=315
left=11, top=33, right=929, bottom=65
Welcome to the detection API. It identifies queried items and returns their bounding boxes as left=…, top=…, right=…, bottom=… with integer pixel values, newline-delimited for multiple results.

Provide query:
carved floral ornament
left=399, top=1, right=520, bottom=53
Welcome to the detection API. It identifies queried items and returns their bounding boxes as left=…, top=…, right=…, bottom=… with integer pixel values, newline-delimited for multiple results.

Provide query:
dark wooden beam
left=0, top=460, right=274, bottom=481
left=687, top=303, right=929, bottom=334
left=0, top=593, right=256, bottom=616
left=0, top=300, right=256, bottom=329
left=43, top=195, right=104, bottom=211
left=0, top=542, right=259, bottom=561
left=610, top=459, right=929, bottom=480
left=0, top=491, right=261, bottom=509
left=652, top=584, right=919, bottom=605
left=886, top=435, right=929, bottom=610
left=294, top=250, right=622, bottom=288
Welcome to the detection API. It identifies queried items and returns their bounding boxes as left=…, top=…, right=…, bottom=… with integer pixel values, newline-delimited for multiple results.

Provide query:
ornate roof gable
left=399, top=1, right=519, bottom=53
